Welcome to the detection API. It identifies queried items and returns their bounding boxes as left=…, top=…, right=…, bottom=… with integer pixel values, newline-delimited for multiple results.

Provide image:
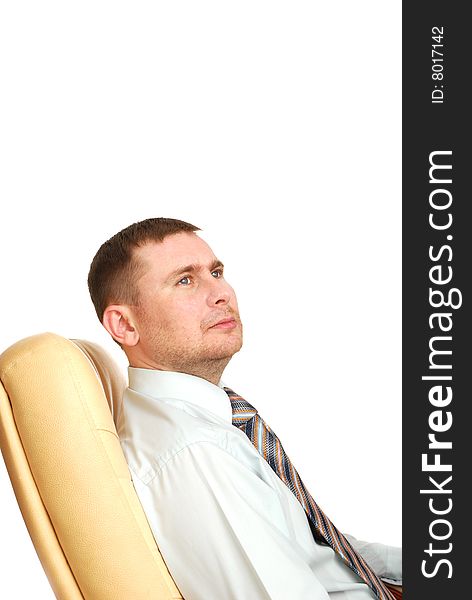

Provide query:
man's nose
left=206, top=279, right=231, bottom=306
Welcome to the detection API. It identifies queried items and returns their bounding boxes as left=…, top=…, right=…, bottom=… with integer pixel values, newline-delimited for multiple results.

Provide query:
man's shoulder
left=124, top=437, right=232, bottom=486
left=119, top=388, right=237, bottom=484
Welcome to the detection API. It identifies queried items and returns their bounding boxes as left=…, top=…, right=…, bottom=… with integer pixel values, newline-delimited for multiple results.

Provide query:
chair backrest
left=0, top=332, right=183, bottom=600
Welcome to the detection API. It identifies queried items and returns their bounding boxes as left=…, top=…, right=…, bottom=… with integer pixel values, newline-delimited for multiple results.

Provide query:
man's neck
left=176, top=364, right=226, bottom=385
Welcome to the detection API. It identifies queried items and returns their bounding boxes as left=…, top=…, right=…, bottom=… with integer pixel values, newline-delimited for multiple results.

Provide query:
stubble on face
left=135, top=303, right=243, bottom=380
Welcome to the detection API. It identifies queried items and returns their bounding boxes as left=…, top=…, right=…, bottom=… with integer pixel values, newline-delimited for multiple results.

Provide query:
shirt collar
left=127, top=367, right=233, bottom=423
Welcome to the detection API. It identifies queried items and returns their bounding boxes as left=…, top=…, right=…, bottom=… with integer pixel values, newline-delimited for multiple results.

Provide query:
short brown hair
left=88, top=217, right=200, bottom=321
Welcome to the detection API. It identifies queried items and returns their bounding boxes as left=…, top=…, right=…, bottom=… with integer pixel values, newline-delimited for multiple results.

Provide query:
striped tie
left=225, top=387, right=396, bottom=600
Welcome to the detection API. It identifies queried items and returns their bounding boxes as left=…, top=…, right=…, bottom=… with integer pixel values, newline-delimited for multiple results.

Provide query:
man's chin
left=206, top=337, right=243, bottom=360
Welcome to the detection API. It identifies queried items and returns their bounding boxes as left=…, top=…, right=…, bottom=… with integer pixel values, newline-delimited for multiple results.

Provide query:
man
left=88, top=217, right=401, bottom=600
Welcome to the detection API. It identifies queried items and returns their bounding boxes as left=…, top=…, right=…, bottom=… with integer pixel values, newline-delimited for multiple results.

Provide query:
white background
left=0, top=1, right=401, bottom=597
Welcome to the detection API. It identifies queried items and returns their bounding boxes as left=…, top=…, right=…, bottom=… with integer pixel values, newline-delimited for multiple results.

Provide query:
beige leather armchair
left=0, top=333, right=183, bottom=599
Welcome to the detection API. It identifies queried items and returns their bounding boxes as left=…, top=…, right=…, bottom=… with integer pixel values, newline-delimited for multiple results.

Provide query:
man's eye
left=211, top=269, right=223, bottom=278
left=177, top=276, right=191, bottom=285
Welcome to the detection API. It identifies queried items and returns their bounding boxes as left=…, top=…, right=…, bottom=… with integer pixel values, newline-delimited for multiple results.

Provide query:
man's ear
left=102, top=305, right=140, bottom=347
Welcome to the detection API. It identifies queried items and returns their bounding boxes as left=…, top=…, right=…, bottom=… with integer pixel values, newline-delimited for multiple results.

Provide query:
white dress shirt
left=119, top=368, right=401, bottom=600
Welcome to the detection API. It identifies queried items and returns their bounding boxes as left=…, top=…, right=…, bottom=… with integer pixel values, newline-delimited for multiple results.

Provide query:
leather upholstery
left=0, top=333, right=183, bottom=599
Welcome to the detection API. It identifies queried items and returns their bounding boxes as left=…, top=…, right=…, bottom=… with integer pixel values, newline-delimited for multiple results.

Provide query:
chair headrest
left=71, top=339, right=127, bottom=427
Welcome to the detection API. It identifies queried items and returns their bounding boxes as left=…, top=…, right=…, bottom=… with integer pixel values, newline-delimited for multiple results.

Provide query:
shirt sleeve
left=134, top=441, right=332, bottom=600
left=344, top=533, right=402, bottom=585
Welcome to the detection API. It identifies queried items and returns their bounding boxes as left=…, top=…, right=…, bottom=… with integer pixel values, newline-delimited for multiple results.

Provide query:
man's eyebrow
left=166, top=259, right=224, bottom=282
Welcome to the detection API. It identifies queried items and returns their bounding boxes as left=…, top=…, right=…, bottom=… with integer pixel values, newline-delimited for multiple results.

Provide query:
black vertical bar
left=403, top=3, right=470, bottom=599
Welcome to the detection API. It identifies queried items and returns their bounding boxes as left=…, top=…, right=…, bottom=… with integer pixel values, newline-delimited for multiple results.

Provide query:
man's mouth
left=209, top=317, right=238, bottom=330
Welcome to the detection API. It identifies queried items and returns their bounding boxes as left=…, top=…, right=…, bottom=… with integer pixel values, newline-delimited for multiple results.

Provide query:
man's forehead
left=136, top=232, right=218, bottom=274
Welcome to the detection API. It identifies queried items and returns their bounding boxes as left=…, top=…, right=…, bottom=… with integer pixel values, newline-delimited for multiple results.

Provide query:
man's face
left=129, top=232, right=243, bottom=373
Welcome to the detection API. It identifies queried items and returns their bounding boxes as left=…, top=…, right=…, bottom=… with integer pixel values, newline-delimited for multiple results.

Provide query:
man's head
left=88, top=218, right=243, bottom=383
